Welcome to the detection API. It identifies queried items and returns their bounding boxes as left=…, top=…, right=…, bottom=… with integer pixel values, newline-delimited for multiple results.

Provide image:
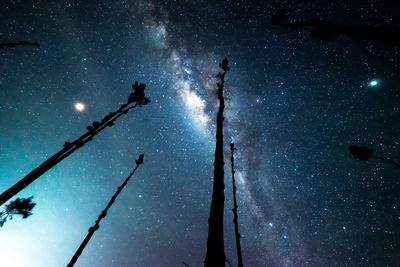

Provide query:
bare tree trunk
left=67, top=154, right=144, bottom=267
left=0, top=82, right=149, bottom=207
left=230, top=143, right=244, bottom=267
left=205, top=58, right=229, bottom=267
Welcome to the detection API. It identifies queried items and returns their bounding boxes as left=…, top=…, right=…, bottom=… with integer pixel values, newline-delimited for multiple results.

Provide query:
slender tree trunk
left=67, top=154, right=144, bottom=267
left=230, top=143, right=244, bottom=267
left=205, top=58, right=229, bottom=267
left=0, top=82, right=149, bottom=207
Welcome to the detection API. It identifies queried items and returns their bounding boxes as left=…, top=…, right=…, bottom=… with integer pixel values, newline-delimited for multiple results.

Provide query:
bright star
left=74, top=102, right=85, bottom=112
left=368, top=79, right=379, bottom=87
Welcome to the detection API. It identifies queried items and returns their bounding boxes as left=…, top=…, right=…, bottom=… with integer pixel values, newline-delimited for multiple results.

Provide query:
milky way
left=1, top=1, right=399, bottom=266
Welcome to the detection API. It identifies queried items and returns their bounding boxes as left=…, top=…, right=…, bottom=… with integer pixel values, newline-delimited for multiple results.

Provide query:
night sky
left=1, top=0, right=400, bottom=266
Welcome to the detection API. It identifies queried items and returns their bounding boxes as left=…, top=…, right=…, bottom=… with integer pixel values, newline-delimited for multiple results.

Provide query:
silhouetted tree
left=349, top=145, right=400, bottom=168
left=0, top=82, right=150, bottom=207
left=0, top=41, right=39, bottom=49
left=230, top=143, right=244, bottom=267
left=272, top=10, right=400, bottom=47
left=0, top=196, right=36, bottom=227
left=205, top=58, right=230, bottom=267
left=67, top=154, right=144, bottom=267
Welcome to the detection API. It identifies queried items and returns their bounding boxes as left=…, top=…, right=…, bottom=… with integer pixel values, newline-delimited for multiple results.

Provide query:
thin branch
left=67, top=154, right=144, bottom=267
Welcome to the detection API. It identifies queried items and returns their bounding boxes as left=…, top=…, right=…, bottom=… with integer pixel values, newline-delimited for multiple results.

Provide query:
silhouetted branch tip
left=129, top=81, right=149, bottom=106
left=136, top=154, right=144, bottom=165
left=220, top=58, right=230, bottom=71
left=182, top=262, right=190, bottom=267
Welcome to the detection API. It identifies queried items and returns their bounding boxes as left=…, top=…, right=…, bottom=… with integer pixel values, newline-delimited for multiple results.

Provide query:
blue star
left=368, top=79, right=380, bottom=87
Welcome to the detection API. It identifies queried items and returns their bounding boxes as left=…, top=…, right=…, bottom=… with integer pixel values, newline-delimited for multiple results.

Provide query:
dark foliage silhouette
left=0, top=196, right=36, bottom=227
left=349, top=145, right=400, bottom=168
left=230, top=143, right=244, bottom=267
left=0, top=41, right=39, bottom=49
left=272, top=10, right=400, bottom=47
left=349, top=145, right=374, bottom=161
left=205, top=58, right=230, bottom=267
left=0, top=82, right=150, bottom=207
left=67, top=154, right=144, bottom=267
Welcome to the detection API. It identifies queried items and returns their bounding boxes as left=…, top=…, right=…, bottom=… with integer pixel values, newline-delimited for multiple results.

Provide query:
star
left=74, top=102, right=85, bottom=112
left=368, top=79, right=380, bottom=87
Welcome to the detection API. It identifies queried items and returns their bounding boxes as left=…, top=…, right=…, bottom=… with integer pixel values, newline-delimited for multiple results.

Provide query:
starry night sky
left=1, top=0, right=400, bottom=266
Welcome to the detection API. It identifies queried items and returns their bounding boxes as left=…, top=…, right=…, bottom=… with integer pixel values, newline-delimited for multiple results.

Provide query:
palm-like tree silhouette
left=349, top=145, right=400, bottom=168
left=67, top=154, right=144, bottom=267
left=205, top=58, right=230, bottom=267
left=0, top=82, right=150, bottom=207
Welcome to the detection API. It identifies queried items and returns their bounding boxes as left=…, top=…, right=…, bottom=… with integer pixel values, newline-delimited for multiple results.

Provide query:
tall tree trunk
left=205, top=58, right=229, bottom=267
left=0, top=82, right=149, bottom=207
left=230, top=143, right=244, bottom=267
left=67, top=154, right=144, bottom=267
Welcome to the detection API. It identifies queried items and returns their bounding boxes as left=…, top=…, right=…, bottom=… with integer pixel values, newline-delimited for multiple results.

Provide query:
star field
left=0, top=0, right=399, bottom=266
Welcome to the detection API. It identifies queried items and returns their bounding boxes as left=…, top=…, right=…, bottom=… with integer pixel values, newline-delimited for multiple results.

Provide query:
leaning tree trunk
left=230, top=143, right=244, bottom=267
left=205, top=58, right=230, bottom=267
left=67, top=154, right=144, bottom=267
left=0, top=82, right=149, bottom=207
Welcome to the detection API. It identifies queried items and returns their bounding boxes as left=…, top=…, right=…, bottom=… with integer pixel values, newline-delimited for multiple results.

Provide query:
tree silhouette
left=0, top=82, right=150, bottom=207
left=0, top=41, right=39, bottom=49
left=349, top=145, right=400, bottom=168
left=205, top=58, right=230, bottom=267
left=272, top=10, right=400, bottom=47
left=0, top=196, right=36, bottom=227
left=67, top=154, right=144, bottom=267
left=230, top=143, right=244, bottom=267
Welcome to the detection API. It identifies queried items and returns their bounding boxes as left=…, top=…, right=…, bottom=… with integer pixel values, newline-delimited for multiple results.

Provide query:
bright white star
left=74, top=102, right=85, bottom=112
